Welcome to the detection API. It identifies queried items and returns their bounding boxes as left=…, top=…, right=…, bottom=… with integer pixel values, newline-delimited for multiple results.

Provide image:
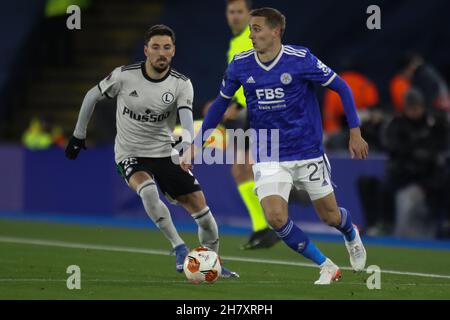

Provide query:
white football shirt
left=98, top=62, right=193, bottom=163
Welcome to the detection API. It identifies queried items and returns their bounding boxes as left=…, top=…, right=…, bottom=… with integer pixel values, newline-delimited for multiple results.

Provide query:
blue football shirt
left=220, top=45, right=337, bottom=162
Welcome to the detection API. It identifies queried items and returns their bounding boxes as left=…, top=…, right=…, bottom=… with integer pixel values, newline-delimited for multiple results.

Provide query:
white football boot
left=345, top=225, right=367, bottom=272
left=314, top=258, right=341, bottom=285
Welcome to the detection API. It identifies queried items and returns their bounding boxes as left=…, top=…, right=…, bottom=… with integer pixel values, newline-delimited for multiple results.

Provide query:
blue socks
left=274, top=208, right=355, bottom=266
left=275, top=219, right=326, bottom=265
left=336, top=207, right=356, bottom=241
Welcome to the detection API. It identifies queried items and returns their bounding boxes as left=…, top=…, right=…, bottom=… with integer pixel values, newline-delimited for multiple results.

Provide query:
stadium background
left=1, top=1, right=450, bottom=254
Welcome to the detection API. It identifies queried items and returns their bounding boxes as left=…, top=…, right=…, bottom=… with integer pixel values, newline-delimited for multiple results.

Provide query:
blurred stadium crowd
left=1, top=0, right=449, bottom=238
left=327, top=53, right=450, bottom=238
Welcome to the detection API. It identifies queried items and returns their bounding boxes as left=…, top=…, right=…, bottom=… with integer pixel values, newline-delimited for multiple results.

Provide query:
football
left=183, top=247, right=222, bottom=284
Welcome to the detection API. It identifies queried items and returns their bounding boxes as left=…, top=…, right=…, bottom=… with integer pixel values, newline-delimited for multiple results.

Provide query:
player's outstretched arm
left=180, top=94, right=230, bottom=171
left=65, top=86, right=105, bottom=160
left=200, top=94, right=231, bottom=137
left=327, top=76, right=369, bottom=159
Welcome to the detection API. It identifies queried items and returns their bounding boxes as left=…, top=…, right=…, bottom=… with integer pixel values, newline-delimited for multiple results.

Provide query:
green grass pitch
left=1, top=219, right=449, bottom=299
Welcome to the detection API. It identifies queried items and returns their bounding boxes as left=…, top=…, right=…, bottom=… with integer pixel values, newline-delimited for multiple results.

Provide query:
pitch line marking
left=1, top=278, right=450, bottom=287
left=1, top=236, right=449, bottom=280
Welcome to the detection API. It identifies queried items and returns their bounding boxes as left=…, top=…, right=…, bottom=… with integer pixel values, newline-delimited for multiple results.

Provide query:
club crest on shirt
left=162, top=92, right=174, bottom=104
left=280, top=73, right=292, bottom=85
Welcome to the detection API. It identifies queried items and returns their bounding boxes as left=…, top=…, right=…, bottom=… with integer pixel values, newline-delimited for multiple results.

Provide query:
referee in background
left=204, top=0, right=279, bottom=249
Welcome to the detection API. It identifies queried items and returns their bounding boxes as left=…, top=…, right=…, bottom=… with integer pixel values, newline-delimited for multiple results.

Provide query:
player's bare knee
left=267, top=214, right=287, bottom=229
left=177, top=191, right=206, bottom=213
left=176, top=195, right=191, bottom=209
left=319, top=209, right=341, bottom=227
left=129, top=171, right=153, bottom=192
left=264, top=207, right=287, bottom=229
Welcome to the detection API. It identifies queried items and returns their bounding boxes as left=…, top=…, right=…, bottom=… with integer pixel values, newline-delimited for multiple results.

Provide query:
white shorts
left=252, top=155, right=334, bottom=202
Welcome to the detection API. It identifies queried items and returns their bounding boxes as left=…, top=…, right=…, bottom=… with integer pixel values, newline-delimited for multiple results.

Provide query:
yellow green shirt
left=227, top=26, right=253, bottom=107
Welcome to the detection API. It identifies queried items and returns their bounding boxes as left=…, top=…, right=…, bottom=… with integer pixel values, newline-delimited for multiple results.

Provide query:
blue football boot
left=220, top=266, right=240, bottom=278
left=172, top=244, right=189, bottom=273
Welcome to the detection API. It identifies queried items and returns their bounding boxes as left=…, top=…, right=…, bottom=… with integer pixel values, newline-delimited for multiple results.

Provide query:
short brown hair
left=250, top=7, right=286, bottom=37
left=226, top=0, right=252, bottom=10
left=144, top=24, right=176, bottom=45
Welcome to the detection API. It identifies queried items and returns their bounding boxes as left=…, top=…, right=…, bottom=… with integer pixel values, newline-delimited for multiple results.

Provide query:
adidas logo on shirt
left=129, top=90, right=139, bottom=97
left=246, top=76, right=255, bottom=84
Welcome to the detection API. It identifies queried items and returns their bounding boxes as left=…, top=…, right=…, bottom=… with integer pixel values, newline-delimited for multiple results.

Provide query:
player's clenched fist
left=65, top=136, right=86, bottom=160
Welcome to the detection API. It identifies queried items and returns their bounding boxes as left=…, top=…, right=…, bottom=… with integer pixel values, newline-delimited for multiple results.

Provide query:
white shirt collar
left=254, top=45, right=284, bottom=71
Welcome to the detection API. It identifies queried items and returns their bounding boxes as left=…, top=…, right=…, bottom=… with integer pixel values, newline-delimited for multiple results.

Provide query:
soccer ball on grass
left=183, top=247, right=222, bottom=284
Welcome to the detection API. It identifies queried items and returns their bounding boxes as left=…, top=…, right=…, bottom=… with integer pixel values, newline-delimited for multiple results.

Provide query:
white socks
left=138, top=181, right=219, bottom=253
left=192, top=207, right=219, bottom=253
left=137, top=181, right=184, bottom=248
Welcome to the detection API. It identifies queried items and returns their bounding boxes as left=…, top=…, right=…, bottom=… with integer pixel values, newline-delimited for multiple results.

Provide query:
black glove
left=65, top=136, right=86, bottom=160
